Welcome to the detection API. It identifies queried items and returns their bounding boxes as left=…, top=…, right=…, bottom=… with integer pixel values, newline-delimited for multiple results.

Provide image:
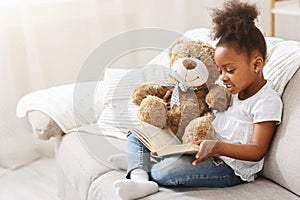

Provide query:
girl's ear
left=253, top=56, right=264, bottom=72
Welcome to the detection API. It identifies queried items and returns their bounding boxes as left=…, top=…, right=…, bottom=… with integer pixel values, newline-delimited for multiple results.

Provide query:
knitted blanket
left=264, top=40, right=300, bottom=96
left=16, top=82, right=104, bottom=133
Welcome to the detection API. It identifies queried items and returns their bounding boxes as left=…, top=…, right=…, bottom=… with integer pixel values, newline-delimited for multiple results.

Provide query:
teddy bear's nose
left=182, top=59, right=197, bottom=70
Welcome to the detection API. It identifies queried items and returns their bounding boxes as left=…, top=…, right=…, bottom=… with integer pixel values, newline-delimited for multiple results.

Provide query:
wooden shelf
left=270, top=0, right=300, bottom=36
left=272, top=0, right=300, bottom=16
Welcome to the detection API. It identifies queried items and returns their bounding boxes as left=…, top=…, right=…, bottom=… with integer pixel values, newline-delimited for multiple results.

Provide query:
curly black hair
left=210, top=0, right=266, bottom=62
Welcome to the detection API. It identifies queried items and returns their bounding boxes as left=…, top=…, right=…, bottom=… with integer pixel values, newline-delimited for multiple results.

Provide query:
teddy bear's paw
left=131, top=84, right=170, bottom=106
left=206, top=84, right=232, bottom=112
left=182, top=115, right=215, bottom=143
left=138, top=95, right=168, bottom=129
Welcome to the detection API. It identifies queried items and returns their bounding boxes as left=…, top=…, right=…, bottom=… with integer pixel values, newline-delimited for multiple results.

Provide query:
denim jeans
left=126, top=133, right=244, bottom=187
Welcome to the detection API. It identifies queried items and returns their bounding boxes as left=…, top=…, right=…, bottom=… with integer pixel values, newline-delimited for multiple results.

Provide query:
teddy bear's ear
left=168, top=39, right=186, bottom=67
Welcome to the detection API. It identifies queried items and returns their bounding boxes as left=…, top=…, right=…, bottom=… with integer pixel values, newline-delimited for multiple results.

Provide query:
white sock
left=113, top=179, right=158, bottom=200
left=113, top=168, right=158, bottom=200
left=130, top=168, right=149, bottom=181
left=107, top=154, right=128, bottom=170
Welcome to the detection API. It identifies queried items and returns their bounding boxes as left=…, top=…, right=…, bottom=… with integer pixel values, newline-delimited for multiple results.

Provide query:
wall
left=275, top=15, right=300, bottom=41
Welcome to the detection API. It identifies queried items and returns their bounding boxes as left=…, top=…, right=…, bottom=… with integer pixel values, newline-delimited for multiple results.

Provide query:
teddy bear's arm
left=205, top=85, right=231, bottom=112
left=131, top=84, right=170, bottom=106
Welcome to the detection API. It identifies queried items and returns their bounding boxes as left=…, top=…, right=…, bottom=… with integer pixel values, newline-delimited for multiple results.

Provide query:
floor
left=0, top=158, right=59, bottom=200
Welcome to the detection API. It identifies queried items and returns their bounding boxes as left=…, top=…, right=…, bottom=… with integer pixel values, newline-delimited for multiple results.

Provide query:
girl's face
left=214, top=46, right=265, bottom=100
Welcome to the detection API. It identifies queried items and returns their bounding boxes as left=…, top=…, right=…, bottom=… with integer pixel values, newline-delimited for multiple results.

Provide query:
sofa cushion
left=262, top=69, right=300, bottom=196
left=89, top=170, right=299, bottom=200
left=263, top=40, right=300, bottom=95
left=97, top=66, right=169, bottom=136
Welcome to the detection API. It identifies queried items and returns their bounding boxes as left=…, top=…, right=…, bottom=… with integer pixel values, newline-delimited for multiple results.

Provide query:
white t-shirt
left=212, top=80, right=283, bottom=182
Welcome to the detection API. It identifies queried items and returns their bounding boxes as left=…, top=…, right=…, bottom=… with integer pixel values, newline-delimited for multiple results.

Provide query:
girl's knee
left=126, top=133, right=136, bottom=141
left=150, top=166, right=171, bottom=186
left=150, top=164, right=187, bottom=186
left=150, top=156, right=193, bottom=185
left=126, top=133, right=140, bottom=146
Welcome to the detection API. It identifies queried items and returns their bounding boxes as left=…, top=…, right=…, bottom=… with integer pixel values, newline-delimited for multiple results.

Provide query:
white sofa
left=17, top=28, right=300, bottom=199
left=0, top=131, right=58, bottom=199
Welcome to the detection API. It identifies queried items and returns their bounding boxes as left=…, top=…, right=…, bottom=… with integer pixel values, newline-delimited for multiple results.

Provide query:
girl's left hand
left=162, top=90, right=172, bottom=110
left=192, top=140, right=219, bottom=166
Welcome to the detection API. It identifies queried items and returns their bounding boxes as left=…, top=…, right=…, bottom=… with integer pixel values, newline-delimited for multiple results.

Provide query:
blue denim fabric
left=126, top=133, right=152, bottom=178
left=126, top=133, right=243, bottom=187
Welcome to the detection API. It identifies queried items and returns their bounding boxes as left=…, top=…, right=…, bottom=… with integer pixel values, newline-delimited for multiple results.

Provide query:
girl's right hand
left=192, top=140, right=219, bottom=166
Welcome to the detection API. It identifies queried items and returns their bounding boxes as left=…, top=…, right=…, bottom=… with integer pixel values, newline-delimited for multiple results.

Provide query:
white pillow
left=102, top=66, right=170, bottom=104
left=97, top=101, right=139, bottom=134
left=97, top=65, right=170, bottom=137
left=183, top=28, right=215, bottom=46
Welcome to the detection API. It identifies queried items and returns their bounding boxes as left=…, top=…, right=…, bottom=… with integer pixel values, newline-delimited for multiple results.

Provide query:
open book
left=129, top=122, right=199, bottom=157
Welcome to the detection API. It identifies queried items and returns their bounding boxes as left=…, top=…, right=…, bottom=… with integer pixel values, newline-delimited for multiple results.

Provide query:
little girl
left=112, top=1, right=283, bottom=199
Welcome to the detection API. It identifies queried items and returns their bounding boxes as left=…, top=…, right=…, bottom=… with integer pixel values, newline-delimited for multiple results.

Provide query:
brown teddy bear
left=131, top=39, right=231, bottom=143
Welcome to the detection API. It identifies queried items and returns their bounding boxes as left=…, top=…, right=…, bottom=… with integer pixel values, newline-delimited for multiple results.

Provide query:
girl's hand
left=162, top=90, right=172, bottom=103
left=192, top=140, right=219, bottom=166
left=163, top=90, right=172, bottom=110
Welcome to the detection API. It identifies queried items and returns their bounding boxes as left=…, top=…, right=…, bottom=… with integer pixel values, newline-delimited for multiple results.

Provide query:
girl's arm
left=192, top=121, right=276, bottom=166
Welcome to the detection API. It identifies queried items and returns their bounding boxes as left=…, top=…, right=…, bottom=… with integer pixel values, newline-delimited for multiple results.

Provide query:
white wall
left=275, top=15, right=300, bottom=41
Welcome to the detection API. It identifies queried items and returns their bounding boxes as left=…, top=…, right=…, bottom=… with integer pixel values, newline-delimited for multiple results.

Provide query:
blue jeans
left=126, top=133, right=244, bottom=187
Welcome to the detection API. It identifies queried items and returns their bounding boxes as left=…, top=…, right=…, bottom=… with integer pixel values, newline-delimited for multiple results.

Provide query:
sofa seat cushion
left=89, top=170, right=299, bottom=200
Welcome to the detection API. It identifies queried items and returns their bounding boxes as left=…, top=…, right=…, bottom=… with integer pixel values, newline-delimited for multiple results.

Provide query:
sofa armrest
left=17, top=81, right=105, bottom=134
left=27, top=111, right=64, bottom=140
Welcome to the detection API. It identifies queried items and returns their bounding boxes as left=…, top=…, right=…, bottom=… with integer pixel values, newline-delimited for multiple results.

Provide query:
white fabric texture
left=213, top=81, right=283, bottom=182
left=97, top=66, right=170, bottom=137
left=263, top=40, right=300, bottom=95
left=102, top=67, right=170, bottom=104
left=17, top=81, right=105, bottom=133
left=183, top=28, right=215, bottom=46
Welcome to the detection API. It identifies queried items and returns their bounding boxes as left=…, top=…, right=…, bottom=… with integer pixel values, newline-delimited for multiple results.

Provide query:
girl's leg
left=125, top=133, right=151, bottom=177
left=108, top=132, right=150, bottom=172
left=113, top=133, right=159, bottom=199
left=150, top=155, right=243, bottom=187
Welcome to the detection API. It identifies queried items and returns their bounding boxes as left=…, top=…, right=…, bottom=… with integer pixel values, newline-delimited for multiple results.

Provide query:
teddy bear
left=131, top=39, right=231, bottom=143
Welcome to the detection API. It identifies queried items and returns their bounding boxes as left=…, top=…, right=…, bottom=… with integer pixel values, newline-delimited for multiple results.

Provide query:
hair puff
left=210, top=0, right=259, bottom=40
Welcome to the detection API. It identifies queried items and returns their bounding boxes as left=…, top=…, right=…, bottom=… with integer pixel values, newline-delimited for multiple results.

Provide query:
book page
left=130, top=122, right=181, bottom=152
left=153, top=143, right=199, bottom=157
